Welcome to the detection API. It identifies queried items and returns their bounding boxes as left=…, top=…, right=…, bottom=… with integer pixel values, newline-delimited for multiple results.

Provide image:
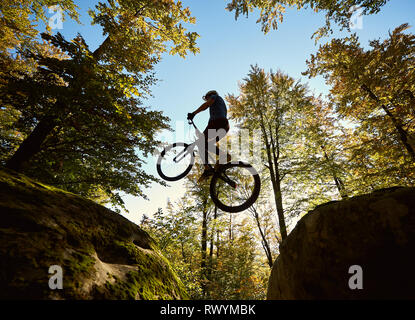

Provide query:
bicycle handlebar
left=188, top=118, right=203, bottom=136
left=188, top=118, right=197, bottom=129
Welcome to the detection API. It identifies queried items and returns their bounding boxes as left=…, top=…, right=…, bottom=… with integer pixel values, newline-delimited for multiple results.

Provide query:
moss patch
left=97, top=241, right=188, bottom=300
left=0, top=168, right=187, bottom=300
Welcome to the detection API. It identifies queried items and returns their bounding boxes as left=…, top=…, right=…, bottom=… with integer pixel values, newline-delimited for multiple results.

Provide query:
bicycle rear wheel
left=210, top=161, right=261, bottom=213
left=156, top=142, right=195, bottom=181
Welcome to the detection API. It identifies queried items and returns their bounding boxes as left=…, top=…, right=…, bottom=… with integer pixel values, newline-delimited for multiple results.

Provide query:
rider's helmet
left=203, top=90, right=218, bottom=101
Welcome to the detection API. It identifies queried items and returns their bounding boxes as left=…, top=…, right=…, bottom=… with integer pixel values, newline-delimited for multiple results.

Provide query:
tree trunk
left=267, top=152, right=287, bottom=239
left=361, top=84, right=415, bottom=161
left=272, top=164, right=288, bottom=240
left=268, top=125, right=288, bottom=240
left=6, top=115, right=58, bottom=171
left=181, top=241, right=187, bottom=263
left=201, top=207, right=208, bottom=297
left=216, top=231, right=220, bottom=258
left=321, top=146, right=348, bottom=199
left=207, top=205, right=217, bottom=280
left=252, top=207, right=273, bottom=268
left=260, top=120, right=288, bottom=240
left=253, top=89, right=288, bottom=240
left=208, top=235, right=213, bottom=272
left=228, top=211, right=233, bottom=242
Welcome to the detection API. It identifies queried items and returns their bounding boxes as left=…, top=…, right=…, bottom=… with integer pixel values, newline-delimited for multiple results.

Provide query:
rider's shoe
left=198, top=167, right=215, bottom=183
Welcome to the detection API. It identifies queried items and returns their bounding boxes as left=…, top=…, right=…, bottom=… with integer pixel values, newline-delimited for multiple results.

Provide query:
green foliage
left=1, top=32, right=169, bottom=207
left=0, top=1, right=200, bottom=208
left=227, top=65, right=339, bottom=230
left=0, top=0, right=79, bottom=53
left=206, top=219, right=270, bottom=300
left=303, top=24, right=415, bottom=194
left=142, top=185, right=273, bottom=300
left=88, top=0, right=199, bottom=71
left=226, top=0, right=389, bottom=38
left=142, top=201, right=203, bottom=299
left=0, top=0, right=79, bottom=82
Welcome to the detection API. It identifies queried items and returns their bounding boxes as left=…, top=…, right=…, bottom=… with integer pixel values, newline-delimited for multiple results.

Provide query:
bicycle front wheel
left=210, top=161, right=261, bottom=213
left=156, top=142, right=195, bottom=181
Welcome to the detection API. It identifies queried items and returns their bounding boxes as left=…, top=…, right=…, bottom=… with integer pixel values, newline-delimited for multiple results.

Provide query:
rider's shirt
left=209, top=95, right=227, bottom=120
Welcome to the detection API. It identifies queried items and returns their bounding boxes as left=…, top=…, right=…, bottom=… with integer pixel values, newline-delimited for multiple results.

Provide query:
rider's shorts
left=203, top=118, right=229, bottom=142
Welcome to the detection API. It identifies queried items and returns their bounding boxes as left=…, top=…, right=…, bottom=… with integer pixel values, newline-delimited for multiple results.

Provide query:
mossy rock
left=267, top=186, right=415, bottom=299
left=0, top=168, right=188, bottom=300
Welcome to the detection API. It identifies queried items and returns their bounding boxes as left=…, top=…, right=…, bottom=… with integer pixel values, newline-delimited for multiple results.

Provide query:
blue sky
left=45, top=0, right=415, bottom=224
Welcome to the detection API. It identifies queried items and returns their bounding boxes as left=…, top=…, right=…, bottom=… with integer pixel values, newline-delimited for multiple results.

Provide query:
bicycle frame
left=171, top=119, right=236, bottom=188
left=174, top=119, right=227, bottom=166
left=157, top=118, right=261, bottom=212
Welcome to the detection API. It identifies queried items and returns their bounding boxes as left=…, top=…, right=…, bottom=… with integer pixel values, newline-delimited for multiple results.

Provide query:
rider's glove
left=187, top=112, right=195, bottom=120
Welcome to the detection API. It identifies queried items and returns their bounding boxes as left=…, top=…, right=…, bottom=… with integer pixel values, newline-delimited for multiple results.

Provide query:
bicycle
left=156, top=118, right=261, bottom=213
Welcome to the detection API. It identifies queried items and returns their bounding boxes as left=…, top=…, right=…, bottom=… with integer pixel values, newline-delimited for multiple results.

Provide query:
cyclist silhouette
left=187, top=90, right=231, bottom=181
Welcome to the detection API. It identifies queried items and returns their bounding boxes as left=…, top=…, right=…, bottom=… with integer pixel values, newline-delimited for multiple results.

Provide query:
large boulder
left=267, top=187, right=415, bottom=299
left=0, top=169, right=187, bottom=299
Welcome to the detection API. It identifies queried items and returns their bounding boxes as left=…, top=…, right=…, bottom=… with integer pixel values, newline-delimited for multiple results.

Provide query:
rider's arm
left=192, top=96, right=215, bottom=116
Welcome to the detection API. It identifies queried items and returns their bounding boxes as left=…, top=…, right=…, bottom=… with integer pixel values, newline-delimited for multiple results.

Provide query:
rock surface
left=267, top=187, right=415, bottom=299
left=0, top=169, right=187, bottom=299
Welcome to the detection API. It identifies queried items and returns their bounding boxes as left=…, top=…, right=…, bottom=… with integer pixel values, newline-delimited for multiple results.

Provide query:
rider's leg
left=195, top=122, right=215, bottom=175
left=203, top=120, right=230, bottom=166
left=214, top=131, right=232, bottom=166
left=198, top=119, right=230, bottom=181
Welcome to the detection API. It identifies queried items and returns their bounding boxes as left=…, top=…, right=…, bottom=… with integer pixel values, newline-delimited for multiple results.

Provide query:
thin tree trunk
left=271, top=163, right=287, bottom=239
left=266, top=152, right=287, bottom=239
left=252, top=207, right=273, bottom=268
left=216, top=231, right=220, bottom=258
left=321, top=145, right=347, bottom=199
left=201, top=203, right=208, bottom=297
left=268, top=123, right=288, bottom=240
left=207, top=229, right=214, bottom=286
left=208, top=205, right=217, bottom=280
left=201, top=210, right=208, bottom=265
left=259, top=119, right=287, bottom=240
left=228, top=212, right=233, bottom=242
left=181, top=241, right=187, bottom=263
left=208, top=236, right=213, bottom=271
left=252, top=85, right=288, bottom=240
left=250, top=82, right=287, bottom=241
